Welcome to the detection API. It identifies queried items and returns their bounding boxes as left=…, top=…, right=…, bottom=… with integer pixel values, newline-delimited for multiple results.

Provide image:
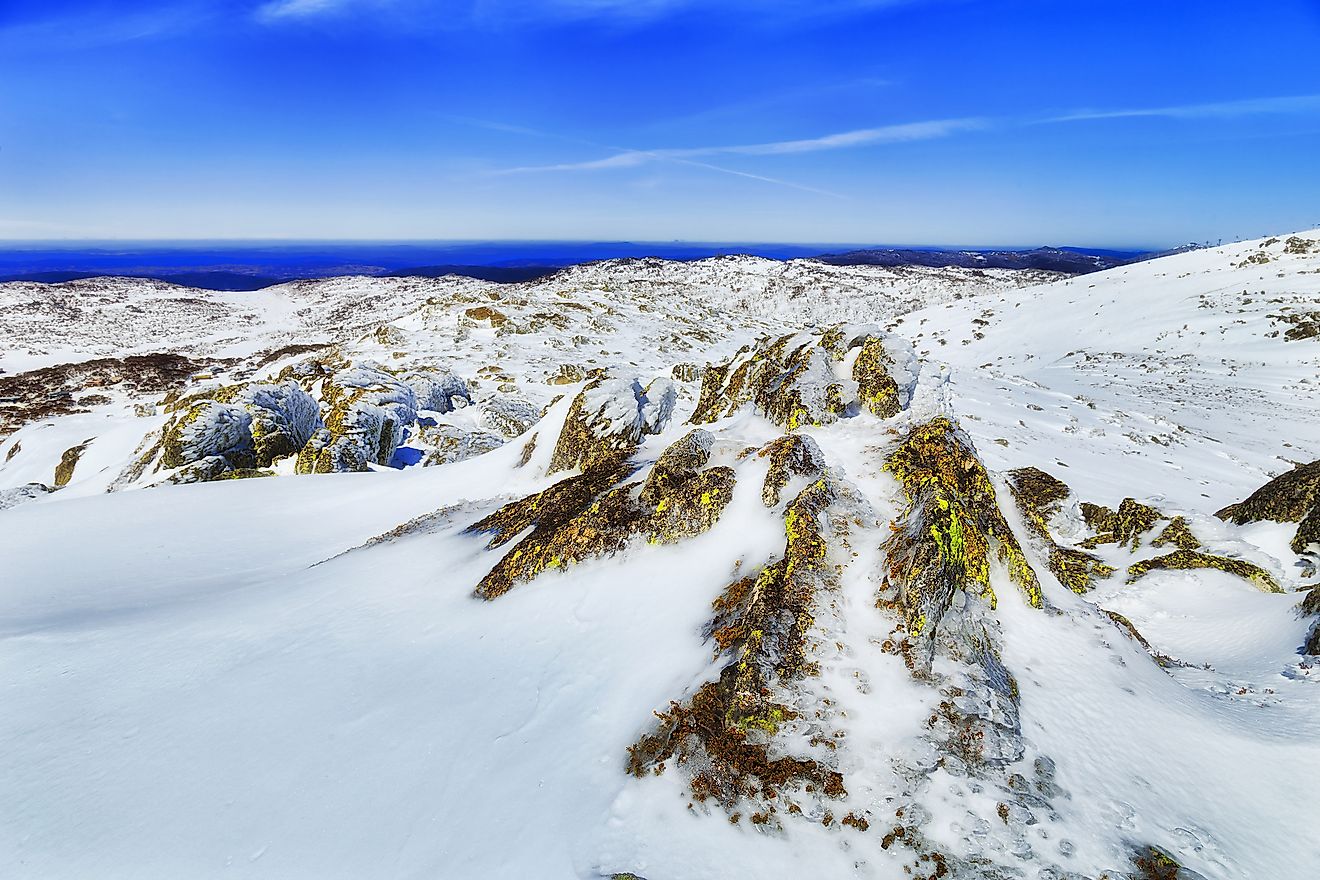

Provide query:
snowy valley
left=2, top=237, right=1319, bottom=880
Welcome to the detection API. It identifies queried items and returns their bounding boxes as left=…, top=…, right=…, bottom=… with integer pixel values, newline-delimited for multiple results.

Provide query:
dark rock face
left=1217, top=460, right=1320, bottom=554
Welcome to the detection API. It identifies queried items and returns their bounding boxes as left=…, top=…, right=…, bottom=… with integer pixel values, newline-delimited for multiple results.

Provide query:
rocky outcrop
left=1006, top=466, right=1115, bottom=593
left=467, top=428, right=733, bottom=600
left=296, top=365, right=416, bottom=474
left=882, top=418, right=1042, bottom=646
left=627, top=476, right=849, bottom=812
left=411, top=424, right=505, bottom=467
left=690, top=325, right=908, bottom=429
left=477, top=396, right=539, bottom=438
left=758, top=433, right=826, bottom=508
left=1081, top=498, right=1163, bottom=551
left=1217, top=460, right=1320, bottom=554
left=161, top=380, right=322, bottom=477
left=53, top=439, right=93, bottom=488
left=546, top=376, right=676, bottom=476
left=1126, top=550, right=1281, bottom=593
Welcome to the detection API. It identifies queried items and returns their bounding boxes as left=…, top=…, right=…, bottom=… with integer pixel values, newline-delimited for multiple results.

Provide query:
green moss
left=1126, top=550, right=1282, bottom=593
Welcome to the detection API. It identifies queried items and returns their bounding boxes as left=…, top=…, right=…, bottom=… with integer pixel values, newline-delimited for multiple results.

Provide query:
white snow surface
left=2, top=237, right=1319, bottom=879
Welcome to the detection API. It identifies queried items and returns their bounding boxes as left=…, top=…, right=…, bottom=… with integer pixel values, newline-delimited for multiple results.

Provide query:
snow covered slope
left=1, top=240, right=1318, bottom=880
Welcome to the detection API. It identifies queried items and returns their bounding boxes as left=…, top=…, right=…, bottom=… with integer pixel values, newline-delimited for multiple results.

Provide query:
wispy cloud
left=498, top=118, right=984, bottom=176
left=252, top=0, right=940, bottom=29
left=256, top=0, right=353, bottom=21
left=1050, top=94, right=1320, bottom=123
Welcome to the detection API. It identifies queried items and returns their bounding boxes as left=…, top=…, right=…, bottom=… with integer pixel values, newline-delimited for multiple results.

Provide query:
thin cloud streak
left=497, top=118, right=985, bottom=176
left=1050, top=94, right=1320, bottom=123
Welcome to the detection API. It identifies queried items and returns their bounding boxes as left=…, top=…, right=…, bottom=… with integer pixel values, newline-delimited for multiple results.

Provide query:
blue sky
left=2, top=0, right=1319, bottom=247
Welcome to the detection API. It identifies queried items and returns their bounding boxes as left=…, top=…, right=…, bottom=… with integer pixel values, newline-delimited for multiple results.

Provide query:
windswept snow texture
left=2, top=237, right=1319, bottom=880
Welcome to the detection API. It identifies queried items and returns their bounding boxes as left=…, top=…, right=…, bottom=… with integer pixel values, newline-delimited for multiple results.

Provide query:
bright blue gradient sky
left=3, top=0, right=1320, bottom=247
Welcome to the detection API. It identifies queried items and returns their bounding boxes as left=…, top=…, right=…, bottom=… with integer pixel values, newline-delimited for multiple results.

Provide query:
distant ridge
left=0, top=242, right=1164, bottom=290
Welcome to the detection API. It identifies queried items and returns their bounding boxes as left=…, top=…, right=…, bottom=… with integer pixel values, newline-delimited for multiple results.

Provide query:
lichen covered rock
left=468, top=429, right=734, bottom=599
left=627, top=477, right=847, bottom=810
left=1151, top=516, right=1201, bottom=550
left=1006, top=466, right=1115, bottom=593
left=1081, top=498, right=1163, bottom=551
left=161, top=401, right=255, bottom=471
left=690, top=325, right=909, bottom=429
left=53, top=438, right=93, bottom=488
left=849, top=333, right=903, bottom=418
left=1217, top=460, right=1320, bottom=553
left=758, top=433, right=826, bottom=508
left=159, top=379, right=321, bottom=477
left=1126, top=550, right=1282, bottom=593
left=546, top=376, right=675, bottom=476
left=883, top=418, right=1042, bottom=644
left=296, top=365, right=416, bottom=474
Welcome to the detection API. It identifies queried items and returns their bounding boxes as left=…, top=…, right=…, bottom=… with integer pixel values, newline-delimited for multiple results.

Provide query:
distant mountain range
left=0, top=241, right=1172, bottom=291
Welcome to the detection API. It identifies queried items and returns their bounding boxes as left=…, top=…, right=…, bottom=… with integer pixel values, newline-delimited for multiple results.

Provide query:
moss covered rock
left=1217, top=460, right=1320, bottom=553
left=1126, top=550, right=1281, bottom=593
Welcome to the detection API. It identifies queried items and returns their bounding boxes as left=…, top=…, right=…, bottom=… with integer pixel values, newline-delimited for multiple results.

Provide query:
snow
left=2, top=233, right=1319, bottom=879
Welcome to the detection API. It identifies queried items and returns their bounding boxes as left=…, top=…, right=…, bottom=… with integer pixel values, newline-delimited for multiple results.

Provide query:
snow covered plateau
left=1, top=242, right=1318, bottom=880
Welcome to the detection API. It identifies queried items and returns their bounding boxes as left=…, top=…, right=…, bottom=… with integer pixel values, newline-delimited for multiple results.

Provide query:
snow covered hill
left=1, top=239, right=1318, bottom=880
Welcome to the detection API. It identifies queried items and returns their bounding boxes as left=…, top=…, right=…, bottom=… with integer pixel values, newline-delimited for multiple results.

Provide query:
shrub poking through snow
left=1126, top=550, right=1281, bottom=592
left=467, top=429, right=734, bottom=600
left=882, top=417, right=1043, bottom=644
left=1005, top=466, right=1115, bottom=593
left=1216, top=460, right=1320, bottom=554
left=627, top=476, right=847, bottom=813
